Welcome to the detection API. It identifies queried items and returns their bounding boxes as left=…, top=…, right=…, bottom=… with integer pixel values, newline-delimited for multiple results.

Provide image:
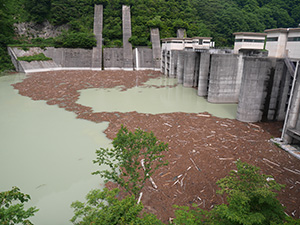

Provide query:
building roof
left=264, top=28, right=289, bottom=33
left=161, top=37, right=212, bottom=41
left=288, top=28, right=300, bottom=33
left=233, top=32, right=267, bottom=37
left=264, top=28, right=300, bottom=33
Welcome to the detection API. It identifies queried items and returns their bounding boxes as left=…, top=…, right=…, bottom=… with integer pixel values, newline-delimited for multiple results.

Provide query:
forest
left=1, top=0, right=300, bottom=72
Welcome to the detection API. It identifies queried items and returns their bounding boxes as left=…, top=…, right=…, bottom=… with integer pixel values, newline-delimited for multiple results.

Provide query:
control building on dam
left=7, top=4, right=300, bottom=146
left=161, top=28, right=300, bottom=146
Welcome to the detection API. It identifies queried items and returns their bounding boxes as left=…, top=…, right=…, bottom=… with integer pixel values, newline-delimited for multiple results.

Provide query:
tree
left=172, top=160, right=300, bottom=224
left=0, top=0, right=15, bottom=72
left=70, top=188, right=163, bottom=225
left=92, top=125, right=168, bottom=198
left=24, top=0, right=51, bottom=23
left=0, top=186, right=38, bottom=225
left=211, top=160, right=286, bottom=225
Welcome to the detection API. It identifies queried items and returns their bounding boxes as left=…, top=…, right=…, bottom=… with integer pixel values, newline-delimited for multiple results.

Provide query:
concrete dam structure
left=8, top=5, right=161, bottom=73
left=162, top=49, right=300, bottom=145
left=7, top=4, right=300, bottom=146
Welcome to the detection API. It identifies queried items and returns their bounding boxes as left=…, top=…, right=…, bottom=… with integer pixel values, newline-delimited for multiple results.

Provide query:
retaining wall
left=103, top=48, right=123, bottom=69
left=134, top=47, right=154, bottom=70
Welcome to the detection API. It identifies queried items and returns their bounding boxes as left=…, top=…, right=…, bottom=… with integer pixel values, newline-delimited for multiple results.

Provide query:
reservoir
left=0, top=73, right=237, bottom=224
left=77, top=77, right=237, bottom=118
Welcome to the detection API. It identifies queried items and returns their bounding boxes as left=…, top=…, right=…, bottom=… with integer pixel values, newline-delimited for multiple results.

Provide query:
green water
left=77, top=77, right=238, bottom=119
left=0, top=74, right=111, bottom=224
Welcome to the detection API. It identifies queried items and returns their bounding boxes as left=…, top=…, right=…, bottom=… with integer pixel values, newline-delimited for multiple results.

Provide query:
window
left=235, top=39, right=264, bottom=43
left=198, top=39, right=203, bottom=45
left=288, top=37, right=300, bottom=42
left=266, top=37, right=278, bottom=42
left=253, top=39, right=265, bottom=43
left=244, top=39, right=264, bottom=42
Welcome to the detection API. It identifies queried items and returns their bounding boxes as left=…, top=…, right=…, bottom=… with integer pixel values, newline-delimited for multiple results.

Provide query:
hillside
left=1, top=0, right=300, bottom=72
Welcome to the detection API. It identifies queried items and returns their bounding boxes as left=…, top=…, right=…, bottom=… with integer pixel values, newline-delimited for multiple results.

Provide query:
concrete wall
left=45, top=47, right=93, bottom=67
left=236, top=57, right=272, bottom=122
left=103, top=48, right=123, bottom=69
left=134, top=47, right=153, bottom=70
left=9, top=47, right=96, bottom=72
left=207, top=54, right=239, bottom=103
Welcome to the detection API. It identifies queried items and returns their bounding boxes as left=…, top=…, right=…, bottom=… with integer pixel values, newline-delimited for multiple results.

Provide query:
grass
left=17, top=53, right=52, bottom=62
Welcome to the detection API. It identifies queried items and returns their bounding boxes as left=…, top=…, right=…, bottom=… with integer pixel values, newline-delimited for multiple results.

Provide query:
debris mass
left=13, top=70, right=300, bottom=222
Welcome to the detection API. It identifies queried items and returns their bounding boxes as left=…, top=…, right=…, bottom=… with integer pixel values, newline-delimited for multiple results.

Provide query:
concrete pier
left=277, top=66, right=291, bottom=121
left=236, top=57, right=272, bottom=122
left=284, top=63, right=300, bottom=142
left=150, top=28, right=161, bottom=70
left=92, top=5, right=103, bottom=69
left=183, top=51, right=198, bottom=87
left=267, top=59, right=285, bottom=120
left=197, top=52, right=210, bottom=96
left=169, top=50, right=179, bottom=78
left=177, top=50, right=185, bottom=84
left=207, top=54, right=239, bottom=103
left=122, top=5, right=133, bottom=70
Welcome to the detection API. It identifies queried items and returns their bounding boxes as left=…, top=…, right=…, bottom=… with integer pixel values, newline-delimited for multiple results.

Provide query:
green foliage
left=211, top=160, right=286, bottom=225
left=0, top=0, right=15, bottom=72
left=54, top=32, right=97, bottom=49
left=172, top=204, right=207, bottom=225
left=172, top=160, right=300, bottom=225
left=70, top=188, right=163, bottom=225
left=24, top=0, right=51, bottom=23
left=147, top=16, right=163, bottom=29
left=92, top=125, right=168, bottom=198
left=17, top=53, right=52, bottom=62
left=2, top=0, right=300, bottom=69
left=0, top=186, right=38, bottom=225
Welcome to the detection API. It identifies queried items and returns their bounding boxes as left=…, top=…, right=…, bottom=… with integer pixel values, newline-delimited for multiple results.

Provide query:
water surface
left=77, top=77, right=237, bottom=119
left=0, top=74, right=110, bottom=225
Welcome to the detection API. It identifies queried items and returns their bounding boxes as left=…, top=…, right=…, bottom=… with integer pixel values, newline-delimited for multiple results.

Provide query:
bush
left=70, top=188, right=163, bottom=225
left=54, top=32, right=97, bottom=49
